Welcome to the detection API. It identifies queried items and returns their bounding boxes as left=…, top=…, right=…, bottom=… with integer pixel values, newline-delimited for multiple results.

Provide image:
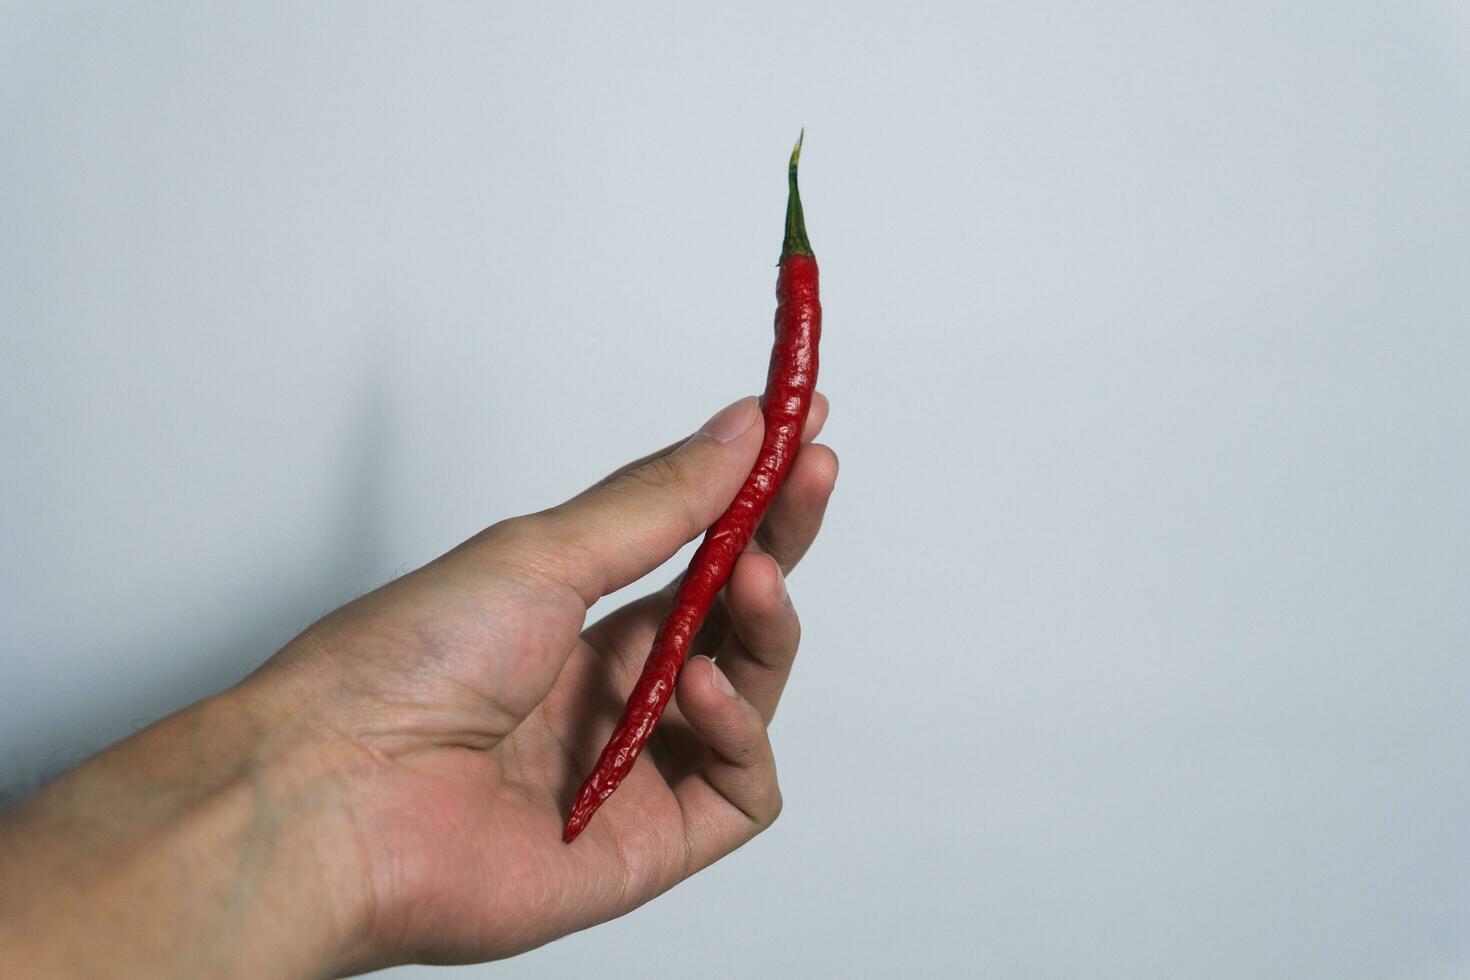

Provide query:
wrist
left=201, top=680, right=385, bottom=977
left=0, top=682, right=379, bottom=978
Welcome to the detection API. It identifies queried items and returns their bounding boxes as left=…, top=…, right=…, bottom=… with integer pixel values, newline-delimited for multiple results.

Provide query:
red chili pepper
left=564, top=134, right=821, bottom=843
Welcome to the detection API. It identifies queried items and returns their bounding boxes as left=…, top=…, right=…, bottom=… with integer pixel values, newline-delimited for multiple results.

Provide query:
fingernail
left=773, top=565, right=790, bottom=605
left=701, top=657, right=737, bottom=698
left=698, top=397, right=759, bottom=443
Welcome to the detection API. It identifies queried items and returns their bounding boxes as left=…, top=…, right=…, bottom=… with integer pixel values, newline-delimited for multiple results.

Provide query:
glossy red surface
left=563, top=251, right=821, bottom=843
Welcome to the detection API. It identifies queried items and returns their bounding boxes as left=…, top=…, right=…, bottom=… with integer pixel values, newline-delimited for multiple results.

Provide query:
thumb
left=516, top=396, right=764, bottom=603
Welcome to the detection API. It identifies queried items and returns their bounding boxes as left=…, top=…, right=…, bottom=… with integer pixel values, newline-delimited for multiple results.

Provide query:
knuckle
left=617, top=455, right=703, bottom=534
left=754, top=769, right=783, bottom=829
left=744, top=606, right=799, bottom=672
left=725, top=734, right=760, bottom=768
left=477, top=514, right=543, bottom=552
left=471, top=513, right=571, bottom=584
left=614, top=452, right=687, bottom=502
left=627, top=452, right=683, bottom=491
left=765, top=787, right=784, bottom=827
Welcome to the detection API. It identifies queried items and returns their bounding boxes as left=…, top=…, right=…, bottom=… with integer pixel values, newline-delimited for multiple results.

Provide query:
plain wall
left=3, top=2, right=1468, bottom=977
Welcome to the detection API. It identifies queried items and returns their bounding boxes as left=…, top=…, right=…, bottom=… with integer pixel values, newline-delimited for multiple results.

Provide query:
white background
left=3, top=3, right=1469, bottom=977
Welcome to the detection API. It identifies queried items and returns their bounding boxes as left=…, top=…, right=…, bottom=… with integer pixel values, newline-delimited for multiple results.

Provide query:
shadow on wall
left=0, top=358, right=402, bottom=805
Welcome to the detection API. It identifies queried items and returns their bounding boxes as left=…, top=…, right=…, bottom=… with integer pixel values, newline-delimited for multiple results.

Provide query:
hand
left=0, top=395, right=836, bottom=977
left=240, top=393, right=837, bottom=970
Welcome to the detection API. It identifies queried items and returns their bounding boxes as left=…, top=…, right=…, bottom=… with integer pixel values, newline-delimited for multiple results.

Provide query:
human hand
left=240, top=393, right=837, bottom=970
left=0, top=394, right=835, bottom=977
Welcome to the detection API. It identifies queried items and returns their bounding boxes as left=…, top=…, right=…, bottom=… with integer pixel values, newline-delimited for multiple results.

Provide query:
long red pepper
left=564, top=135, right=822, bottom=842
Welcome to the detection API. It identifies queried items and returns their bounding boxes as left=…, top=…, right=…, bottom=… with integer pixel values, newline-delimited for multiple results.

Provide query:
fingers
left=753, top=443, right=839, bottom=574
left=579, top=440, right=837, bottom=685
left=588, top=392, right=829, bottom=494
left=489, top=397, right=767, bottom=604
left=531, top=396, right=832, bottom=608
left=672, top=656, right=782, bottom=861
left=716, top=552, right=801, bottom=723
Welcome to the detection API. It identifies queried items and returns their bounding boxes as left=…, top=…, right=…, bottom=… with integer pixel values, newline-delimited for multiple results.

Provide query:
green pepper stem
left=781, top=129, right=813, bottom=260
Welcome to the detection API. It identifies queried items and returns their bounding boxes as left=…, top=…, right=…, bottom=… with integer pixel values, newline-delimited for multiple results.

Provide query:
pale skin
left=0, top=393, right=837, bottom=978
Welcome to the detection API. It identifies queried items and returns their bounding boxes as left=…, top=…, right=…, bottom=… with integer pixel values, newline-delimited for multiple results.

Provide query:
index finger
left=587, top=392, right=829, bottom=494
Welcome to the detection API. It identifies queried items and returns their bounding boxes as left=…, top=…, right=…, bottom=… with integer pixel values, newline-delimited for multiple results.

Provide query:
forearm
left=0, top=684, right=373, bottom=979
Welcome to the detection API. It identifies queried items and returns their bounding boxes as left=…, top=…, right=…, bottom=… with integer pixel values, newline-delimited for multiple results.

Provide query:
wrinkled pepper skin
left=564, top=138, right=821, bottom=843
